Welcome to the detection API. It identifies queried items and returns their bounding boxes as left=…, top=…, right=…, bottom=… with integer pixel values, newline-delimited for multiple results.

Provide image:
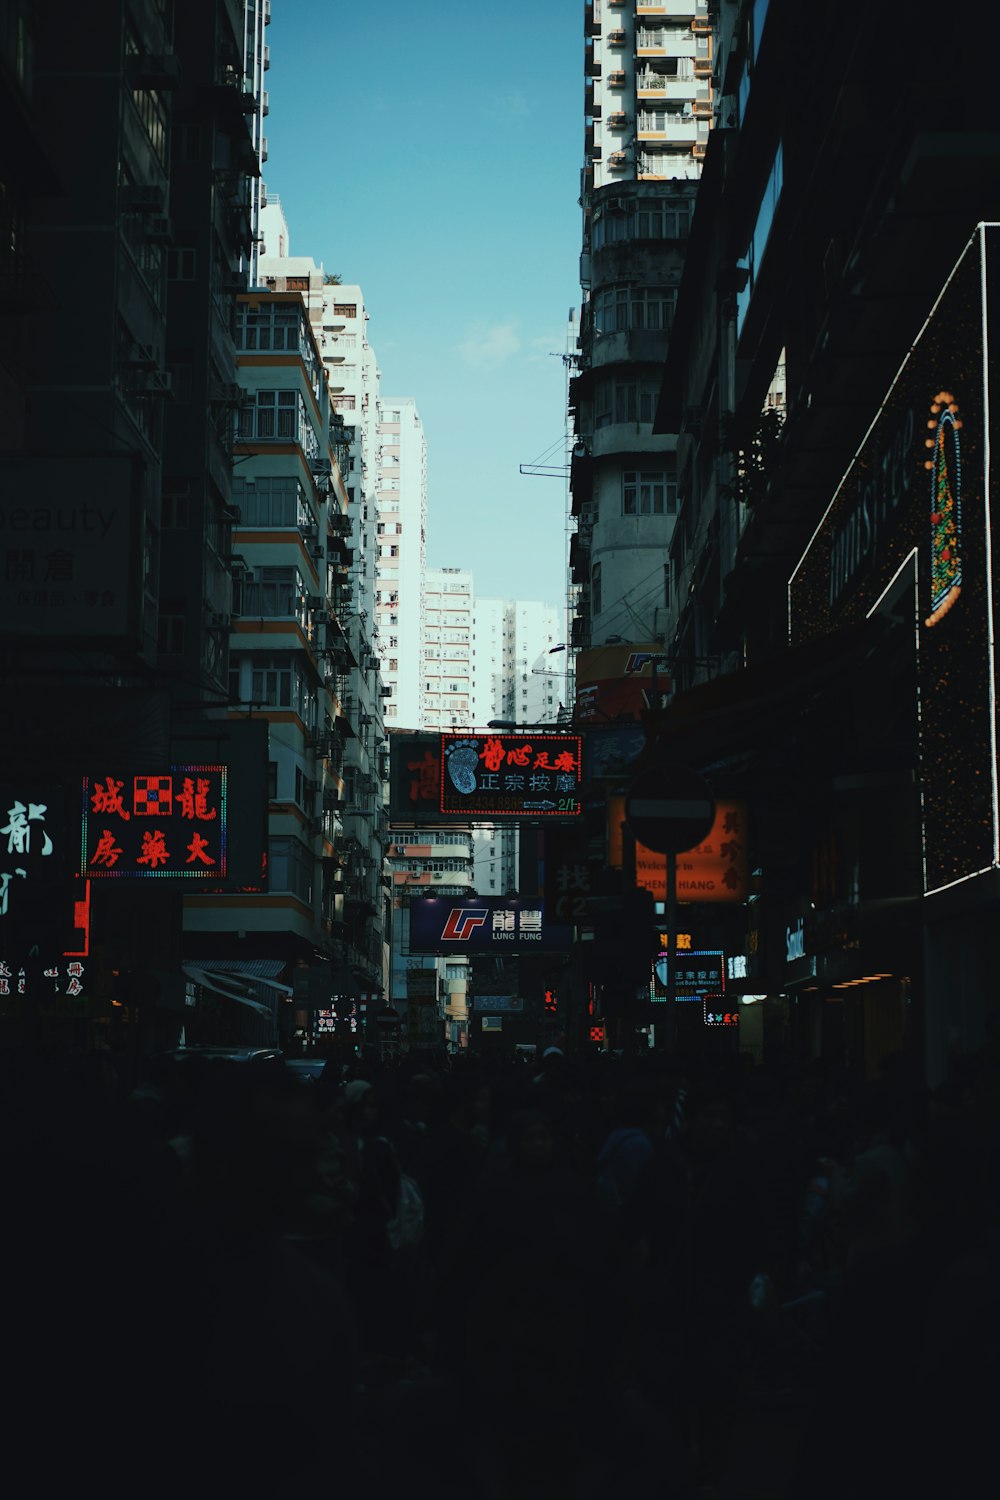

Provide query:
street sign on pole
left=624, top=764, right=716, bottom=855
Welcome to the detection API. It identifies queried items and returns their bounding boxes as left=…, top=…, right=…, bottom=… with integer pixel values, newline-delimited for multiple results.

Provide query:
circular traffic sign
left=624, top=763, right=715, bottom=854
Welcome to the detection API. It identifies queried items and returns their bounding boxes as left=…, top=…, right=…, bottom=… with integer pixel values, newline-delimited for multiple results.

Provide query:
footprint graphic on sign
left=445, top=740, right=479, bottom=795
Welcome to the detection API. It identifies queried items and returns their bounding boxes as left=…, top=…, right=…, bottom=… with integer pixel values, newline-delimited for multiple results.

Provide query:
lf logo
left=624, top=652, right=670, bottom=675
left=441, top=908, right=490, bottom=941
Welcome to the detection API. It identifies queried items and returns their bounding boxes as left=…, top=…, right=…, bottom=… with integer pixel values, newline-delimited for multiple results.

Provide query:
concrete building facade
left=570, top=1, right=708, bottom=655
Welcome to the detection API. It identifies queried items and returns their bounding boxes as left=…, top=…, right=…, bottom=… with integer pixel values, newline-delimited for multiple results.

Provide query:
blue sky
left=264, top=0, right=582, bottom=614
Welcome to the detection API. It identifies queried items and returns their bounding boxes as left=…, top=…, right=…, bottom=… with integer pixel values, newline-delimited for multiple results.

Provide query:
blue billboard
left=408, top=896, right=572, bottom=954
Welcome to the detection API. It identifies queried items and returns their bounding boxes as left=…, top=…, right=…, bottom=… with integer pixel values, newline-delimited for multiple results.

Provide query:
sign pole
left=666, top=848, right=677, bottom=1051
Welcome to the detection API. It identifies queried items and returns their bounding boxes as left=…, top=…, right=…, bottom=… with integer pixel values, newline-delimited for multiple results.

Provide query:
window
left=232, top=475, right=310, bottom=527
left=737, top=140, right=784, bottom=335
left=240, top=566, right=303, bottom=618
left=239, top=388, right=295, bottom=439
left=251, top=658, right=292, bottom=707
left=592, top=562, right=602, bottom=616
left=269, top=836, right=313, bottom=903
left=623, top=470, right=676, bottom=516
left=594, top=284, right=677, bottom=334
left=157, top=613, right=184, bottom=654
left=237, top=302, right=302, bottom=352
left=130, top=85, right=168, bottom=165
left=162, top=487, right=189, bottom=529
left=333, top=303, right=357, bottom=318
left=167, top=248, right=196, bottom=281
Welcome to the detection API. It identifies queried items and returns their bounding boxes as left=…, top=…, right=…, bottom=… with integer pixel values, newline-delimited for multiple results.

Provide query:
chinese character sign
left=609, top=797, right=749, bottom=903
left=439, top=734, right=583, bottom=819
left=81, top=767, right=227, bottom=878
left=0, top=960, right=86, bottom=997
left=409, top=897, right=572, bottom=954
left=652, top=949, right=726, bottom=1002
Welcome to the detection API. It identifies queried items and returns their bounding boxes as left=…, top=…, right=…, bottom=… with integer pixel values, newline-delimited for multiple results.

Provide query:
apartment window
left=592, top=562, right=602, bottom=616
left=737, top=141, right=784, bottom=335
left=157, top=613, right=184, bottom=655
left=332, top=394, right=356, bottom=411
left=162, top=487, right=190, bottom=528
left=333, top=303, right=357, bottom=317
left=623, top=470, right=676, bottom=516
left=232, top=475, right=309, bottom=527
left=130, top=85, right=168, bottom=165
left=595, top=284, right=677, bottom=334
left=238, top=302, right=301, bottom=352
left=240, top=566, right=303, bottom=618
left=251, top=658, right=293, bottom=707
left=269, top=836, right=313, bottom=903
left=167, top=248, right=196, bottom=281
left=240, top=388, right=296, bottom=439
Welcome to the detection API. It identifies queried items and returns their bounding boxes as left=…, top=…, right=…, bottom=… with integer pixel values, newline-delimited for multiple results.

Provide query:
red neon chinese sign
left=439, top=734, right=583, bottom=818
left=81, top=767, right=228, bottom=879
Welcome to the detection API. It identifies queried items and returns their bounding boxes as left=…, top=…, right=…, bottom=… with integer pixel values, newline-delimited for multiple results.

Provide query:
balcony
left=607, top=70, right=627, bottom=88
left=607, top=111, right=629, bottom=129
left=607, top=30, right=627, bottom=46
left=608, top=151, right=628, bottom=169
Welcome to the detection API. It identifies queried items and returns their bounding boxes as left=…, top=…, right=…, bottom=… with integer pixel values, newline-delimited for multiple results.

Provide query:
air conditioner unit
left=139, top=368, right=172, bottom=396
left=126, top=341, right=158, bottom=370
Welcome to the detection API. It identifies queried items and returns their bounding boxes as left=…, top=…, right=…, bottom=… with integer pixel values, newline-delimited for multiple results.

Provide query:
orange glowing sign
left=609, top=796, right=748, bottom=903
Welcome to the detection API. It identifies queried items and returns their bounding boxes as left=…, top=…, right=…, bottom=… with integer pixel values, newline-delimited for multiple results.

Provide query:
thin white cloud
left=458, top=321, right=521, bottom=370
left=483, top=91, right=531, bottom=122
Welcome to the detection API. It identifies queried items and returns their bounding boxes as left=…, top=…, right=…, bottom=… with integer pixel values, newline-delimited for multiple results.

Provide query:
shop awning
left=181, top=961, right=292, bottom=1016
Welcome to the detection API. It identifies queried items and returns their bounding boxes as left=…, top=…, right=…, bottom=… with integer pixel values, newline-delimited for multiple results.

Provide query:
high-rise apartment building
left=423, top=568, right=473, bottom=731
left=470, top=595, right=565, bottom=898
left=247, top=204, right=391, bottom=1016
left=243, top=0, right=270, bottom=287
left=588, top=0, right=713, bottom=188
left=376, top=397, right=427, bottom=730
left=1, top=0, right=267, bottom=1051
left=570, top=1, right=707, bottom=652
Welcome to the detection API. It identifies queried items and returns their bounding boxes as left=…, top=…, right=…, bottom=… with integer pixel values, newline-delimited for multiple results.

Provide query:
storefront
left=789, top=223, right=1000, bottom=1084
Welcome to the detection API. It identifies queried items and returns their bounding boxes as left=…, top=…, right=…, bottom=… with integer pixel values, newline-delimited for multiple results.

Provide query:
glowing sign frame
left=438, top=733, right=583, bottom=819
left=80, top=766, right=228, bottom=879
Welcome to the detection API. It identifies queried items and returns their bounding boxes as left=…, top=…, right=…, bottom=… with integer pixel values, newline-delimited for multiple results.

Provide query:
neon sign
left=924, top=389, right=963, bottom=627
left=80, top=767, right=228, bottom=878
left=439, top=733, right=583, bottom=819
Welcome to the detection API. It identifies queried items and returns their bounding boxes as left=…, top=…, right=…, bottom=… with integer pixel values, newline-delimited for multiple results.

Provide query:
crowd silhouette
left=3, top=1029, right=999, bottom=1497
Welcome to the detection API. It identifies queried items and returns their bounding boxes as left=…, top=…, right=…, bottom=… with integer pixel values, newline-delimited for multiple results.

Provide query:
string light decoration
left=924, top=390, right=963, bottom=627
